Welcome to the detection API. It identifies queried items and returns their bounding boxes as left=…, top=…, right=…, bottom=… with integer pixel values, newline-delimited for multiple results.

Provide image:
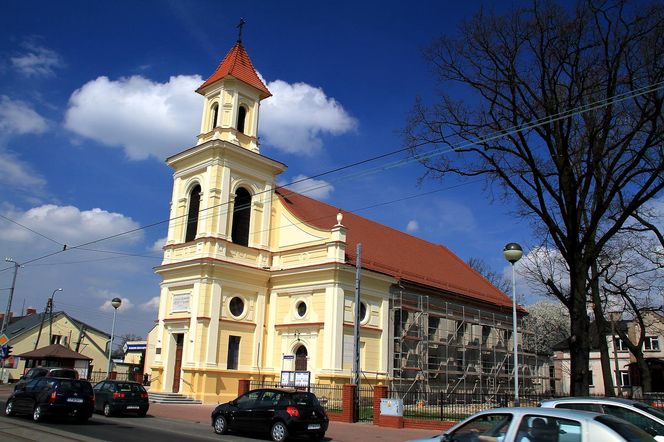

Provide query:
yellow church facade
left=147, top=40, right=526, bottom=404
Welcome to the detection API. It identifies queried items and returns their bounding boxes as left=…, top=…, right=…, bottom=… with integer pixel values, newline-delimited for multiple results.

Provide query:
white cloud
left=64, top=75, right=203, bottom=160
left=0, top=150, right=47, bottom=190
left=0, top=96, right=49, bottom=135
left=11, top=43, right=64, bottom=77
left=281, top=175, right=334, bottom=200
left=100, top=297, right=134, bottom=312
left=260, top=79, right=357, bottom=154
left=150, top=237, right=167, bottom=253
left=406, top=220, right=419, bottom=233
left=140, top=296, right=161, bottom=312
left=0, top=204, right=142, bottom=245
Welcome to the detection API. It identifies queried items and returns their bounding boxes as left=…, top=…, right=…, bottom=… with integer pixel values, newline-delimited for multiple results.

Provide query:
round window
left=360, top=302, right=368, bottom=322
left=296, top=301, right=307, bottom=318
left=229, top=297, right=245, bottom=317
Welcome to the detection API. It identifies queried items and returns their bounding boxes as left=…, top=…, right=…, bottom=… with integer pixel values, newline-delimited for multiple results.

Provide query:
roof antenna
left=237, top=17, right=246, bottom=43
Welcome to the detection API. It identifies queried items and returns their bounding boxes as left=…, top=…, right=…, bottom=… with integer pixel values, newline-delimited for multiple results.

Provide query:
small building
left=553, top=312, right=664, bottom=396
left=1, top=309, right=110, bottom=382
left=17, top=344, right=92, bottom=379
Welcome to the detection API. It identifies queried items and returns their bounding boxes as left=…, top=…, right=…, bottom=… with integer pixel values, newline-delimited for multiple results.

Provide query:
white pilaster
left=206, top=280, right=222, bottom=365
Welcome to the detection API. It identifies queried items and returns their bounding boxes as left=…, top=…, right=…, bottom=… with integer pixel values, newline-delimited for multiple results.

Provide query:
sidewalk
left=149, top=402, right=439, bottom=442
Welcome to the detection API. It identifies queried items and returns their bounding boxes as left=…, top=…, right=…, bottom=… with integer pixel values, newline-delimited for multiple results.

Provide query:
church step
left=148, top=392, right=202, bottom=404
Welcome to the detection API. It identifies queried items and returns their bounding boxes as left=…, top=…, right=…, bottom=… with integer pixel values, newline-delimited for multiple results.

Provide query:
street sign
left=0, top=345, right=6, bottom=359
left=0, top=334, right=8, bottom=346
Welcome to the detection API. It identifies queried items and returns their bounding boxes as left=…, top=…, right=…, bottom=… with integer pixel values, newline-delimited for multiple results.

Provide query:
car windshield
left=634, top=402, right=664, bottom=421
left=288, top=393, right=320, bottom=407
left=595, top=415, right=655, bottom=442
left=57, top=380, right=92, bottom=394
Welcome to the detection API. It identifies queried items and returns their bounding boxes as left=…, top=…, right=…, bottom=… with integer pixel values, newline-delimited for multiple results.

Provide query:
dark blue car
left=5, top=377, right=94, bottom=422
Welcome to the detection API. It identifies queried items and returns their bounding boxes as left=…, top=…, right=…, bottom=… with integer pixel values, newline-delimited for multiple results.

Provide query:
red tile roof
left=197, top=42, right=271, bottom=99
left=276, top=189, right=515, bottom=310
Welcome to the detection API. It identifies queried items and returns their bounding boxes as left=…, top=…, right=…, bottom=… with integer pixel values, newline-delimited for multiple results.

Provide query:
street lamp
left=48, top=288, right=63, bottom=345
left=106, top=297, right=122, bottom=378
left=503, top=242, right=523, bottom=407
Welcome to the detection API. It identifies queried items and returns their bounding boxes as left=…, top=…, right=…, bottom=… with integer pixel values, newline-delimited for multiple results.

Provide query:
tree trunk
left=590, top=263, right=615, bottom=396
left=569, top=269, right=591, bottom=396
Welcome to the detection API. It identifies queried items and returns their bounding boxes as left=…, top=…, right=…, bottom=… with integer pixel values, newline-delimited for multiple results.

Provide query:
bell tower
left=153, top=34, right=286, bottom=397
left=195, top=36, right=271, bottom=153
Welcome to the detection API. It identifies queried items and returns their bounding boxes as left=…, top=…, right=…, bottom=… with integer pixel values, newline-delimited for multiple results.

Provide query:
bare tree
left=404, top=0, right=664, bottom=395
left=467, top=257, right=511, bottom=293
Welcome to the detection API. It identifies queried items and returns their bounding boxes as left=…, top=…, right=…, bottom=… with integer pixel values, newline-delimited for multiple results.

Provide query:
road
left=0, top=412, right=275, bottom=442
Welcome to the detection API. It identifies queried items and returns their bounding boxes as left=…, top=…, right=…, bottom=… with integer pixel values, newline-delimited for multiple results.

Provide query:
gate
left=358, top=385, right=374, bottom=422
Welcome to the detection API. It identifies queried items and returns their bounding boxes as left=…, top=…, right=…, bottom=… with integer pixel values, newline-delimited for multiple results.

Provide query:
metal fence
left=88, top=370, right=134, bottom=384
left=387, top=388, right=664, bottom=421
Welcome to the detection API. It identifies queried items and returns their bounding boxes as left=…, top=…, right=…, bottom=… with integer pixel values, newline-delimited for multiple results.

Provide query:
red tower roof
left=197, top=42, right=271, bottom=99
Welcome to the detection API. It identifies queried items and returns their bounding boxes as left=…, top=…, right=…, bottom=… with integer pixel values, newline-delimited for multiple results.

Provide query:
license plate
left=127, top=405, right=140, bottom=409
left=308, top=424, right=321, bottom=430
left=67, top=398, right=84, bottom=403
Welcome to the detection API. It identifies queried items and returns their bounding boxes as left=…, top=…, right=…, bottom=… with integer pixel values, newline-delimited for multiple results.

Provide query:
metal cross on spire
left=237, top=18, right=246, bottom=43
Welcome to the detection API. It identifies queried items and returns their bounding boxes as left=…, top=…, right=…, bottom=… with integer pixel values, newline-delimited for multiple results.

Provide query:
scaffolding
left=391, top=287, right=553, bottom=397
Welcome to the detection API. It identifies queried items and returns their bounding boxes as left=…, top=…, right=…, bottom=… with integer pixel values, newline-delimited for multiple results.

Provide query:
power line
left=2, top=79, right=663, bottom=271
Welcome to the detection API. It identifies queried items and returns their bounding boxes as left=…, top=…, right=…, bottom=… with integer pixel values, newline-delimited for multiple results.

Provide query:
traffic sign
left=0, top=334, right=8, bottom=346
left=0, top=345, right=6, bottom=359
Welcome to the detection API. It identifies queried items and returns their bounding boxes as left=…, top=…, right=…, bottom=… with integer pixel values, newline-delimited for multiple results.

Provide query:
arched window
left=185, top=184, right=201, bottom=242
left=231, top=187, right=251, bottom=246
left=295, top=345, right=308, bottom=371
left=210, top=104, right=219, bottom=130
left=237, top=106, right=247, bottom=134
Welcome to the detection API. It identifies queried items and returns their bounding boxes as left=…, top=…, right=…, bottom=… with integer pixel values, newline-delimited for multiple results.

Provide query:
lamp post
left=2, top=258, right=20, bottom=334
left=48, top=288, right=63, bottom=345
left=106, top=298, right=122, bottom=378
left=503, top=242, right=523, bottom=407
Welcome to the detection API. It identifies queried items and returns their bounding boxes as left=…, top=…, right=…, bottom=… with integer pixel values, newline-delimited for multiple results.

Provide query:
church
left=146, top=37, right=546, bottom=404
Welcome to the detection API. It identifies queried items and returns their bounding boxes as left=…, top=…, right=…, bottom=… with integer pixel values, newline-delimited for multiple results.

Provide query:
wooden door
left=172, top=334, right=184, bottom=393
left=295, top=345, right=308, bottom=371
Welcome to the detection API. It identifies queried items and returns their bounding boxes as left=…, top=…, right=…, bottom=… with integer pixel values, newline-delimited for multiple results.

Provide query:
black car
left=93, top=380, right=149, bottom=417
left=14, top=367, right=79, bottom=391
left=5, top=377, right=94, bottom=422
left=211, top=388, right=328, bottom=442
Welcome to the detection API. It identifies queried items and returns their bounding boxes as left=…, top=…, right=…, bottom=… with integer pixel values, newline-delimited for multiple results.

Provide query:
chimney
left=26, top=308, right=37, bottom=316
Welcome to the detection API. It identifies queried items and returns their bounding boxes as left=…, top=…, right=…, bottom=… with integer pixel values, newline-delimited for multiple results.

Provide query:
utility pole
left=1, top=258, right=20, bottom=334
left=353, top=244, right=362, bottom=422
left=34, top=299, right=51, bottom=350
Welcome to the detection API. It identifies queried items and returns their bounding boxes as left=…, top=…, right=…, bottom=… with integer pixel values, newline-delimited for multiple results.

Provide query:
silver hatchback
left=540, top=397, right=664, bottom=442
left=407, top=407, right=656, bottom=442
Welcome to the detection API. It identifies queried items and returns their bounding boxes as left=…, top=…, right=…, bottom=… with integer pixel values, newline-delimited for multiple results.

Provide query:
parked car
left=14, top=367, right=79, bottom=391
left=5, top=377, right=94, bottom=422
left=93, top=380, right=149, bottom=417
left=540, top=397, right=664, bottom=441
left=211, top=388, right=329, bottom=442
left=406, top=407, right=656, bottom=442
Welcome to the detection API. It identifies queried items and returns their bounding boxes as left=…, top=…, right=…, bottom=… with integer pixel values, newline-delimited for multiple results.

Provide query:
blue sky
left=0, top=1, right=538, bottom=341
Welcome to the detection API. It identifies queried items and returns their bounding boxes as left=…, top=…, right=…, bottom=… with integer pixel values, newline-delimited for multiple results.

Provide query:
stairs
left=148, top=392, right=202, bottom=404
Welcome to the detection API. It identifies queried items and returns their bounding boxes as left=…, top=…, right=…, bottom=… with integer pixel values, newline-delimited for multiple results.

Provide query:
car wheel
left=32, top=405, right=44, bottom=422
left=271, top=421, right=289, bottom=442
left=103, top=403, right=113, bottom=417
left=213, top=414, right=228, bottom=434
left=5, top=400, right=14, bottom=416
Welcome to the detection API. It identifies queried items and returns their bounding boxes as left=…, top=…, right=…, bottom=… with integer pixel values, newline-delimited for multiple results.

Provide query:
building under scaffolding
left=391, top=286, right=553, bottom=398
